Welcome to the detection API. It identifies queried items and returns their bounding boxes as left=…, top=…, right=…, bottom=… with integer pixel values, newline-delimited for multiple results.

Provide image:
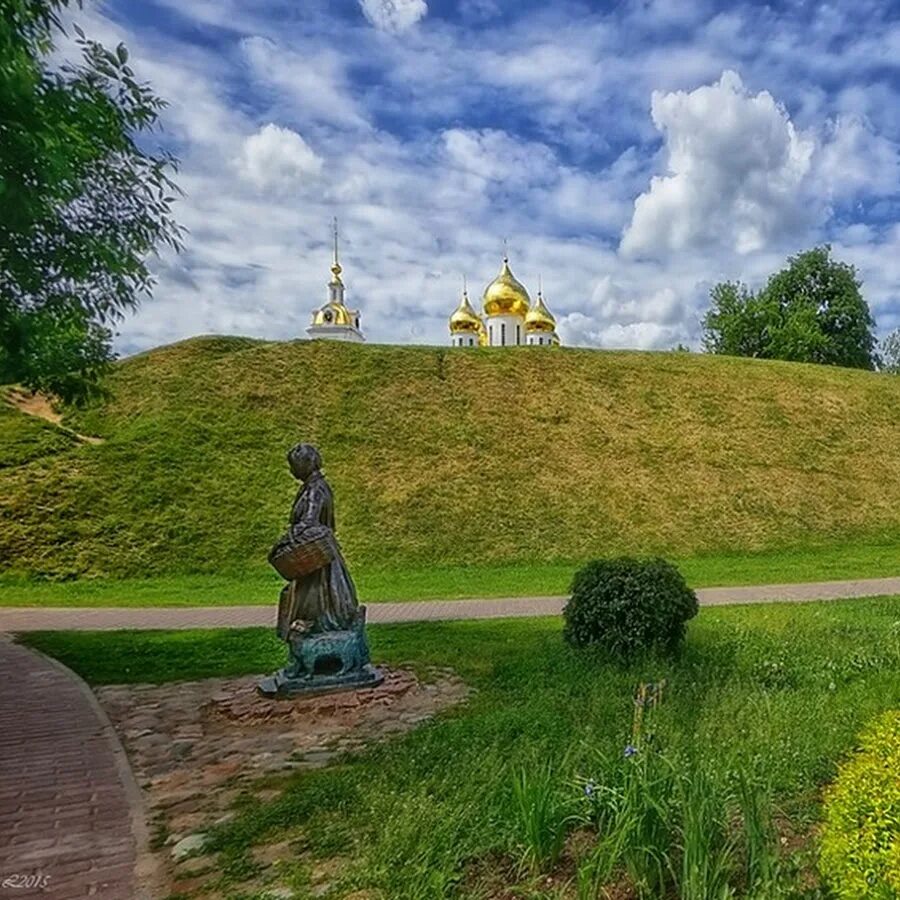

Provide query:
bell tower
left=307, top=218, right=365, bottom=342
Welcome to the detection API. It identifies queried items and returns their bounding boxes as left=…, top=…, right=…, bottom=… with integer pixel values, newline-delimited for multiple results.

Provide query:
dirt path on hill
left=4, top=387, right=104, bottom=445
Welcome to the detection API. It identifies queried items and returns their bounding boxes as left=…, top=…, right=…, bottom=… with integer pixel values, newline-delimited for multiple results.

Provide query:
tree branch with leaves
left=0, top=0, right=183, bottom=403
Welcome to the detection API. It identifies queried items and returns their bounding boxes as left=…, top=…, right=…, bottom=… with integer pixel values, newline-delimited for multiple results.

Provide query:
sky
left=66, top=0, right=900, bottom=354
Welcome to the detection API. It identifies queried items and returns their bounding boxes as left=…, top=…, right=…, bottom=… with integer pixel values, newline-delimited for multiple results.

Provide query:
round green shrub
left=819, top=710, right=900, bottom=899
left=562, top=557, right=698, bottom=657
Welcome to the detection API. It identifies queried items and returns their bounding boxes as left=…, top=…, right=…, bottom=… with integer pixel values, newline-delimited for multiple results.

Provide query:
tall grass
left=576, top=751, right=784, bottom=899
left=677, top=766, right=736, bottom=900
left=511, top=761, right=574, bottom=874
left=736, top=770, right=781, bottom=897
left=572, top=682, right=787, bottom=899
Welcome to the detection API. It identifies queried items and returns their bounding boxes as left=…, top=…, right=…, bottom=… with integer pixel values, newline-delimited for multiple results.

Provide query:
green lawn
left=2, top=538, right=898, bottom=607
left=21, top=596, right=900, bottom=898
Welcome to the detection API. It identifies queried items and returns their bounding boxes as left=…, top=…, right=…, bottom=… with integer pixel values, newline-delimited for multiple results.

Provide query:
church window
left=501, top=323, right=506, bottom=345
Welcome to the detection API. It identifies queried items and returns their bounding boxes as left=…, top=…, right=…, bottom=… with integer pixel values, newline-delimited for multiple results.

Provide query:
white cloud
left=592, top=277, right=686, bottom=326
left=238, top=124, right=323, bottom=190
left=624, top=0, right=716, bottom=29
left=549, top=148, right=648, bottom=235
left=558, top=312, right=684, bottom=351
left=64, top=0, right=897, bottom=356
left=834, top=224, right=900, bottom=333
left=556, top=276, right=696, bottom=350
left=442, top=128, right=558, bottom=189
left=621, top=70, right=816, bottom=258
left=240, top=36, right=368, bottom=131
left=359, top=0, right=428, bottom=33
left=816, top=116, right=900, bottom=201
left=594, top=320, right=676, bottom=350
left=477, top=30, right=612, bottom=109
left=459, top=0, right=501, bottom=23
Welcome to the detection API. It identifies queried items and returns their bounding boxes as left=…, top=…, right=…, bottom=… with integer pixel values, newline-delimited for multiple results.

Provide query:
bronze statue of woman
left=275, top=443, right=359, bottom=639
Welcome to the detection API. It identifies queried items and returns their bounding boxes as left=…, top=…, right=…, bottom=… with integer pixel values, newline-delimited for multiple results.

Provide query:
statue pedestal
left=258, top=606, right=383, bottom=699
left=257, top=664, right=383, bottom=699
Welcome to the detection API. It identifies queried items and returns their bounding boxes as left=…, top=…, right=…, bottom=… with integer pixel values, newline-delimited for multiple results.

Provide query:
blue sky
left=69, top=0, right=900, bottom=352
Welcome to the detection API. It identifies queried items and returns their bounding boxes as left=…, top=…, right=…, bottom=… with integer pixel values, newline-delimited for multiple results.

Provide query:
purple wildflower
left=624, top=744, right=638, bottom=758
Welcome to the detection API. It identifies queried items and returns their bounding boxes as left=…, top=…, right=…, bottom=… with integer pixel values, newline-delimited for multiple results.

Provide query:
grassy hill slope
left=3, top=336, right=900, bottom=582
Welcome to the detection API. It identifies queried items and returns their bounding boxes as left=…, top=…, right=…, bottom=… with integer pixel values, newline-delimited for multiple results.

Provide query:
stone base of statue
left=257, top=664, right=383, bottom=699
left=258, top=606, right=383, bottom=699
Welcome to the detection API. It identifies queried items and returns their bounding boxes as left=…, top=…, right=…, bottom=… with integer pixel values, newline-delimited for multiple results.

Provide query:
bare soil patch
left=4, top=386, right=104, bottom=444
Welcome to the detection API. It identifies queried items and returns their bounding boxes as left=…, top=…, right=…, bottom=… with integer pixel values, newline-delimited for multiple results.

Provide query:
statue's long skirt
left=276, top=551, right=359, bottom=639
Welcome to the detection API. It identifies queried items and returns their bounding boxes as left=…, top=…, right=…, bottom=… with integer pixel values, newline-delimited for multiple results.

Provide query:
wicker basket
left=268, top=524, right=336, bottom=579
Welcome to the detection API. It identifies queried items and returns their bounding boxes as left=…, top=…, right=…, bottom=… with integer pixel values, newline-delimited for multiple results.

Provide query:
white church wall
left=307, top=325, right=365, bottom=343
left=485, top=314, right=526, bottom=346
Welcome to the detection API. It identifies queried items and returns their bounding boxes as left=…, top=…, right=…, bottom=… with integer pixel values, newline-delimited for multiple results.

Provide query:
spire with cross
left=330, top=217, right=342, bottom=284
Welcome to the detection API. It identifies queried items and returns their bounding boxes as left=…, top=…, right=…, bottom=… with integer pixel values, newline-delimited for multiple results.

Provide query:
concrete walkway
left=0, top=637, right=155, bottom=899
left=1, top=576, right=898, bottom=633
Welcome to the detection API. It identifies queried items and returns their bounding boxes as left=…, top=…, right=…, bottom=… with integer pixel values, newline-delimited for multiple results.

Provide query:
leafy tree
left=701, top=281, right=766, bottom=359
left=702, top=246, right=878, bottom=371
left=0, top=0, right=182, bottom=403
left=880, top=329, right=900, bottom=374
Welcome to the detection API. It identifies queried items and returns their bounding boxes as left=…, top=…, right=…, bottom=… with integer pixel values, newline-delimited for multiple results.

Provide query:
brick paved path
left=0, top=637, right=154, bottom=899
left=0, top=576, right=898, bottom=633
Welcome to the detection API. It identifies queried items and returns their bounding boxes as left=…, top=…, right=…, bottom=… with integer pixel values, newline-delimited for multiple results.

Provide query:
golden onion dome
left=525, top=290, right=557, bottom=332
left=313, top=302, right=353, bottom=327
left=449, top=288, right=482, bottom=333
left=482, top=257, right=530, bottom=318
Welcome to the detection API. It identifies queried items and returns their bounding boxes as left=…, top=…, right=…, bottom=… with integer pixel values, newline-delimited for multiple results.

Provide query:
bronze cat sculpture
left=285, top=608, right=372, bottom=680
